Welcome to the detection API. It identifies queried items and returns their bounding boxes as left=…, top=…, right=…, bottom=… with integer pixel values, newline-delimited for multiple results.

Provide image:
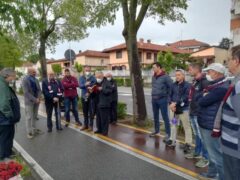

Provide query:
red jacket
left=61, top=76, right=79, bottom=98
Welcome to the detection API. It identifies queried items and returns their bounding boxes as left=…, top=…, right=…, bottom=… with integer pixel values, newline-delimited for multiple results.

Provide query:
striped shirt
left=221, top=75, right=240, bottom=159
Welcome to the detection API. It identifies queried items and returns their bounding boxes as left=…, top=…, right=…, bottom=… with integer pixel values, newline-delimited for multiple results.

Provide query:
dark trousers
left=152, top=97, right=171, bottom=137
left=64, top=97, right=80, bottom=123
left=110, top=101, right=117, bottom=123
left=81, top=97, right=97, bottom=127
left=0, top=125, right=15, bottom=159
left=96, top=108, right=110, bottom=135
left=45, top=101, right=62, bottom=130
left=223, top=153, right=240, bottom=180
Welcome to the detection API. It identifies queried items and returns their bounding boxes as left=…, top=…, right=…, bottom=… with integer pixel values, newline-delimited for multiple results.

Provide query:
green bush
left=115, top=78, right=124, bottom=86
left=125, top=78, right=131, bottom=87
left=117, top=102, right=127, bottom=119
left=18, top=86, right=23, bottom=95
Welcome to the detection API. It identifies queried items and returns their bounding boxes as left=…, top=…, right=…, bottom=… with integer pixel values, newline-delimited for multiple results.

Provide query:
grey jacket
left=152, top=73, right=173, bottom=99
left=22, top=75, right=41, bottom=105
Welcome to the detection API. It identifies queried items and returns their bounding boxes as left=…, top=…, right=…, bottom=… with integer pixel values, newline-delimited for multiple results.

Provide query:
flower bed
left=0, top=161, right=23, bottom=180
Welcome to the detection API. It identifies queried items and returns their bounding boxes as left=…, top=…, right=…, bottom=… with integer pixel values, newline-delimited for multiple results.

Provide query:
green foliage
left=74, top=62, right=83, bottom=73
left=115, top=78, right=124, bottom=86
left=125, top=78, right=131, bottom=87
left=219, top=38, right=231, bottom=50
left=117, top=102, right=127, bottom=119
left=51, top=64, right=62, bottom=75
left=0, top=34, right=23, bottom=68
left=26, top=54, right=40, bottom=64
left=14, top=154, right=31, bottom=178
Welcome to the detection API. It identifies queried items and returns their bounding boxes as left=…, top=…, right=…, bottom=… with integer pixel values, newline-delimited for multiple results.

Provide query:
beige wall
left=85, top=57, right=109, bottom=66
left=75, top=56, right=86, bottom=65
left=214, top=48, right=230, bottom=64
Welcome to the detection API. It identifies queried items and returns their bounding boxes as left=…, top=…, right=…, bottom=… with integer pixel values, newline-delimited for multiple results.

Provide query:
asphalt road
left=14, top=108, right=187, bottom=180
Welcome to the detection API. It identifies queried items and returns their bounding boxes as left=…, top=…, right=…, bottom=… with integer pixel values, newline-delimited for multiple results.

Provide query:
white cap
left=203, top=63, right=226, bottom=74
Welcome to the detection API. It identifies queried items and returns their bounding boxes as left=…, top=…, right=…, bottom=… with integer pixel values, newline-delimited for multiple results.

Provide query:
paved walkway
left=14, top=97, right=205, bottom=180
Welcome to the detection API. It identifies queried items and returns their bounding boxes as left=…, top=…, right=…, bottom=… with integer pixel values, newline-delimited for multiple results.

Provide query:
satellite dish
left=64, top=49, right=76, bottom=61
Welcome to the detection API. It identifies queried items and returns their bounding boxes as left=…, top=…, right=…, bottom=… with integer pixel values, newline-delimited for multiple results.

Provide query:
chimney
left=147, top=39, right=151, bottom=43
left=139, top=38, right=144, bottom=43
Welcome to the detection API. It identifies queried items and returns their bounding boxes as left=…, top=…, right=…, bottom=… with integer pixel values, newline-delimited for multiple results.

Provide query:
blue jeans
left=189, top=115, right=208, bottom=159
left=64, top=97, right=80, bottom=123
left=200, top=127, right=224, bottom=180
left=152, top=97, right=170, bottom=137
left=223, top=153, right=240, bottom=180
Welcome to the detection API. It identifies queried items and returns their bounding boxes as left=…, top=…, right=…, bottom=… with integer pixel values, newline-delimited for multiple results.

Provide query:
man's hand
left=85, top=82, right=90, bottom=86
left=35, top=98, right=40, bottom=104
left=98, top=87, right=102, bottom=91
left=53, top=97, right=59, bottom=103
left=169, top=102, right=176, bottom=112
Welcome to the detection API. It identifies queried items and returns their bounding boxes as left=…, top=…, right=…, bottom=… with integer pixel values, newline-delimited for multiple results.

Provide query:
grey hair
left=0, top=68, right=16, bottom=78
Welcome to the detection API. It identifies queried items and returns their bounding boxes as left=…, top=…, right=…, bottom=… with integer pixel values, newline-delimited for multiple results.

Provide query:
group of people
left=23, top=66, right=118, bottom=137
left=150, top=50, right=240, bottom=180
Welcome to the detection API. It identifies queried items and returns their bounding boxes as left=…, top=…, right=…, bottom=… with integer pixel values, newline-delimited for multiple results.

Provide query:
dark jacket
left=152, top=72, right=173, bottom=99
left=109, top=78, right=118, bottom=102
left=0, top=76, right=21, bottom=125
left=79, top=75, right=96, bottom=98
left=197, top=77, right=230, bottom=130
left=61, top=76, right=79, bottom=98
left=42, top=78, right=64, bottom=103
left=189, top=74, right=210, bottom=116
left=170, top=80, right=191, bottom=111
left=98, top=78, right=113, bottom=108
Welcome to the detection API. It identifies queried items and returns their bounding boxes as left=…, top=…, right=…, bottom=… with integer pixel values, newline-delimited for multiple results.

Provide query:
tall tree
left=219, top=38, right=231, bottom=50
left=88, top=0, right=188, bottom=124
left=1, top=0, right=90, bottom=78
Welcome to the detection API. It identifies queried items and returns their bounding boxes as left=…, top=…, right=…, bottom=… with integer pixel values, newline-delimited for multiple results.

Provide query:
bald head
left=28, top=68, right=37, bottom=77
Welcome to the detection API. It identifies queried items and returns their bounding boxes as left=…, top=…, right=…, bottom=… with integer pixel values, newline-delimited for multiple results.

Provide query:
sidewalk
left=15, top=97, right=205, bottom=179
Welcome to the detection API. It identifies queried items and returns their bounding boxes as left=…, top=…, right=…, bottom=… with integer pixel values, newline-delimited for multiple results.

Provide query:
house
left=103, top=38, right=189, bottom=70
left=46, top=58, right=70, bottom=74
left=167, top=39, right=210, bottom=53
left=190, top=46, right=230, bottom=66
left=15, top=61, right=34, bottom=74
left=231, top=0, right=240, bottom=50
left=74, top=50, right=109, bottom=70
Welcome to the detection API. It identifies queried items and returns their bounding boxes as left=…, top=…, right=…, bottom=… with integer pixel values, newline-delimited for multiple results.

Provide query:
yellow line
left=96, top=134, right=198, bottom=178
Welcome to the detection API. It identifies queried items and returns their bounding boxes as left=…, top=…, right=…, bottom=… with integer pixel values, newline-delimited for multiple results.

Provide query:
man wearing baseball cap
left=197, top=63, right=230, bottom=180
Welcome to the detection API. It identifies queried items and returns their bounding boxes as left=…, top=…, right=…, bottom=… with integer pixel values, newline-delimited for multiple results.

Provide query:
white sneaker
left=27, top=133, right=34, bottom=139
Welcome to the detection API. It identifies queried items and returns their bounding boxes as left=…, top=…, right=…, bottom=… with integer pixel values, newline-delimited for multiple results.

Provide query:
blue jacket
left=170, top=81, right=191, bottom=111
left=42, top=79, right=64, bottom=103
left=197, top=77, right=230, bottom=130
left=79, top=75, right=96, bottom=98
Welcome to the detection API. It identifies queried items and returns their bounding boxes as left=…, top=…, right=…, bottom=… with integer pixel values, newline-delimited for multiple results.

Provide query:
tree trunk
left=124, top=32, right=147, bottom=125
left=39, top=36, right=47, bottom=78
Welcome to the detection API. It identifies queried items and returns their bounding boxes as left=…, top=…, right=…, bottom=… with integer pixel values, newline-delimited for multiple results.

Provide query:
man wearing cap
left=197, top=63, right=230, bottom=180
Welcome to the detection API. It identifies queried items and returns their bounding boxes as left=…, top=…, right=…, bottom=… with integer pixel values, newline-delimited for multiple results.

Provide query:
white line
left=20, top=104, right=195, bottom=180
left=13, top=141, right=53, bottom=180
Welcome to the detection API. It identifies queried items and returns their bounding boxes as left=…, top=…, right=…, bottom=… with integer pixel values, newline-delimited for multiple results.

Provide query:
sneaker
left=197, top=172, right=217, bottom=180
left=195, top=158, right=209, bottom=168
left=48, top=129, right=52, bottom=133
left=149, top=132, right=159, bottom=137
left=183, top=144, right=192, bottom=154
left=185, top=152, right=201, bottom=159
left=75, top=122, right=82, bottom=126
left=163, top=136, right=170, bottom=143
left=57, top=127, right=63, bottom=131
left=80, top=126, right=88, bottom=131
left=166, top=140, right=176, bottom=148
left=65, top=122, right=69, bottom=127
left=27, top=133, right=34, bottom=139
left=34, top=129, right=44, bottom=135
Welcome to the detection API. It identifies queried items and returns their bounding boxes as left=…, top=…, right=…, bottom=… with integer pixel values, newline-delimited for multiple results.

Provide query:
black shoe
left=183, top=144, right=191, bottom=154
left=149, top=132, right=159, bottom=137
left=94, top=130, right=101, bottom=134
left=166, top=139, right=173, bottom=146
left=57, top=128, right=63, bottom=131
left=163, top=136, right=170, bottom=143
left=48, top=129, right=52, bottom=133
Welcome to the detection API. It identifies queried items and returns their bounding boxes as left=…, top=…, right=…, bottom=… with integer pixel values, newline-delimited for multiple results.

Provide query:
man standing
left=221, top=49, right=240, bottom=180
left=22, top=68, right=42, bottom=139
left=197, top=63, right=229, bottom=180
left=94, top=71, right=113, bottom=136
left=0, top=68, right=20, bottom=162
left=79, top=66, right=96, bottom=131
left=167, top=69, right=192, bottom=153
left=61, top=69, right=82, bottom=127
left=106, top=73, right=118, bottom=125
left=186, top=63, right=209, bottom=168
left=150, top=62, right=172, bottom=141
left=42, top=72, right=64, bottom=132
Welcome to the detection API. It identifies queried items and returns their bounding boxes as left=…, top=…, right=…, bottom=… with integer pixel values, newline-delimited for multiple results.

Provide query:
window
left=146, top=52, right=152, bottom=60
left=64, top=62, right=70, bottom=67
left=116, top=50, right=122, bottom=59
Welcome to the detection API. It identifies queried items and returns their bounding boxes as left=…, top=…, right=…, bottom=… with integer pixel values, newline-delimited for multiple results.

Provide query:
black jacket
left=109, top=79, right=118, bottom=102
left=98, top=78, right=113, bottom=108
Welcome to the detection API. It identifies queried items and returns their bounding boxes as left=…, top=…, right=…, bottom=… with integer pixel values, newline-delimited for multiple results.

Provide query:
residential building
left=166, top=39, right=210, bottom=53
left=103, top=38, right=189, bottom=70
left=231, top=0, right=240, bottom=51
left=191, top=46, right=230, bottom=65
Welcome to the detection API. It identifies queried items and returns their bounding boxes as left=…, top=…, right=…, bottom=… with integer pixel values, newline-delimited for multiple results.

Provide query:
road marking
left=20, top=104, right=197, bottom=180
left=14, top=141, right=53, bottom=180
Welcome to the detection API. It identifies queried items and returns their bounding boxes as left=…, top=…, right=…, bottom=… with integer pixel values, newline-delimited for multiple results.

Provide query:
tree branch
left=135, top=2, right=149, bottom=31
left=129, top=0, right=138, bottom=22
left=44, top=0, right=55, bottom=17
left=121, top=0, right=129, bottom=37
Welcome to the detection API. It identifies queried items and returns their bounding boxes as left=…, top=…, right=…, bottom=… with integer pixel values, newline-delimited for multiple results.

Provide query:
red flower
left=0, top=161, right=23, bottom=180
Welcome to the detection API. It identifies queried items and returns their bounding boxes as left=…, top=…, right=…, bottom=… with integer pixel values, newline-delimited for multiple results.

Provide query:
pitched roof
left=47, top=58, right=68, bottom=64
left=167, top=39, right=210, bottom=48
left=76, top=50, right=109, bottom=58
left=102, top=41, right=189, bottom=54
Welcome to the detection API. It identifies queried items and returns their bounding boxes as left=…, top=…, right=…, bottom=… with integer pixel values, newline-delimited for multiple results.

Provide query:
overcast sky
left=46, top=0, right=231, bottom=59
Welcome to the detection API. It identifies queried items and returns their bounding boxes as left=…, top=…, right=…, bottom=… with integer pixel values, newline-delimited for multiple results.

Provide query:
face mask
left=96, top=78, right=102, bottom=83
left=85, top=72, right=90, bottom=76
left=206, top=74, right=214, bottom=82
left=107, top=77, right=111, bottom=81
